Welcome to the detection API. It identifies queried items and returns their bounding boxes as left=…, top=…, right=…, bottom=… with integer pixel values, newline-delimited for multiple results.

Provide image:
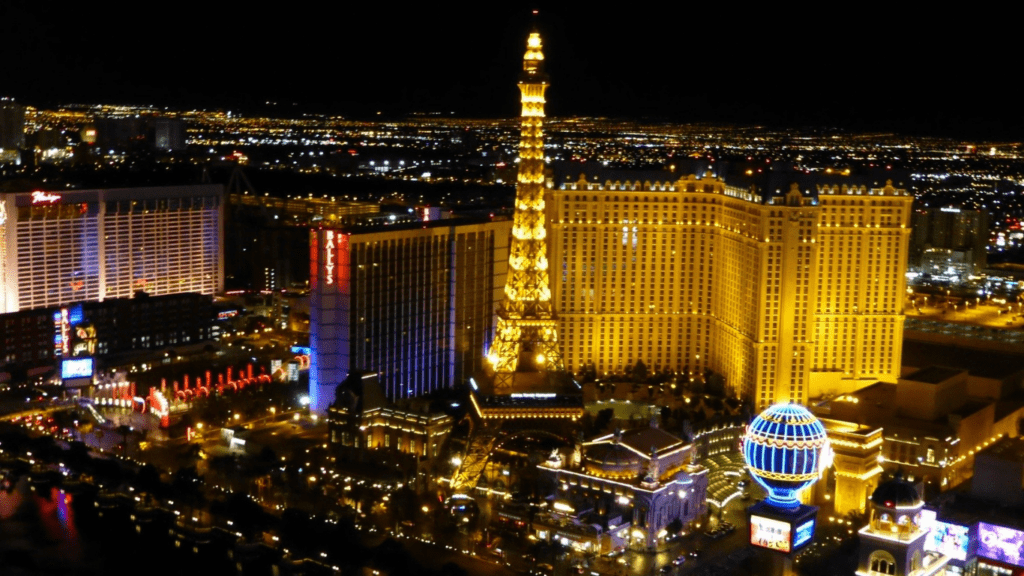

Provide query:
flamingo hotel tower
left=0, top=185, right=224, bottom=314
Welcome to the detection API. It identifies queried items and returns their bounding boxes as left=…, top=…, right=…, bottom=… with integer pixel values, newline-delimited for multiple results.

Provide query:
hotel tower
left=548, top=175, right=913, bottom=409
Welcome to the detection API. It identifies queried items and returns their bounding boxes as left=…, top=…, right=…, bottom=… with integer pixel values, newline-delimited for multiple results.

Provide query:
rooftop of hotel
left=586, top=424, right=687, bottom=456
left=318, top=213, right=508, bottom=236
left=977, top=435, right=1024, bottom=463
left=902, top=366, right=964, bottom=384
left=818, top=418, right=881, bottom=438
left=549, top=161, right=910, bottom=200
left=816, top=382, right=989, bottom=437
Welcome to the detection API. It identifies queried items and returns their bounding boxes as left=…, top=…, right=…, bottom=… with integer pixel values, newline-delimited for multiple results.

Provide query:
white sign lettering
left=31, top=191, right=61, bottom=204
left=324, top=231, right=335, bottom=285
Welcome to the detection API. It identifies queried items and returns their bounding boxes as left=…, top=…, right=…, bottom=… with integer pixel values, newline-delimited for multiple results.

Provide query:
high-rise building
left=0, top=98, right=25, bottom=164
left=226, top=192, right=379, bottom=291
left=0, top=185, right=224, bottom=313
left=910, top=206, right=988, bottom=278
left=484, top=29, right=565, bottom=395
left=308, top=217, right=511, bottom=413
left=548, top=173, right=913, bottom=408
left=152, top=118, right=187, bottom=151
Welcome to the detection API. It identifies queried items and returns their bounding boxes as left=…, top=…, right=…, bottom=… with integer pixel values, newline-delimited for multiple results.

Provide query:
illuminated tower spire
left=487, top=27, right=563, bottom=392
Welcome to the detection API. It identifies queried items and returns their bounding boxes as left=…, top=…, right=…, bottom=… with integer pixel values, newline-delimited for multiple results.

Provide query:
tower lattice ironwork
left=487, top=29, right=564, bottom=393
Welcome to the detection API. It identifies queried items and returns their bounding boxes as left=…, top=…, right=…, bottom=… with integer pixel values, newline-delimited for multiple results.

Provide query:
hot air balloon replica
left=743, top=403, right=832, bottom=571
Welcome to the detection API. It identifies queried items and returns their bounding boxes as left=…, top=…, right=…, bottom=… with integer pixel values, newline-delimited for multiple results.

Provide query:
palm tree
left=171, top=465, right=206, bottom=520
left=116, top=424, right=132, bottom=458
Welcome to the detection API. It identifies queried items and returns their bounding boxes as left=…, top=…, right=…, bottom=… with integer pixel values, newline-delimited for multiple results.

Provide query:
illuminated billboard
left=751, top=515, right=792, bottom=553
left=61, top=357, right=94, bottom=381
left=920, top=509, right=936, bottom=530
left=794, top=519, right=815, bottom=549
left=979, top=523, right=1024, bottom=568
left=925, top=519, right=970, bottom=561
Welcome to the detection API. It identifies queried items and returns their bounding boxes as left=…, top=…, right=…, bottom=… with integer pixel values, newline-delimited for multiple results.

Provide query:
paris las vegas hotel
left=546, top=171, right=912, bottom=409
left=307, top=27, right=914, bottom=412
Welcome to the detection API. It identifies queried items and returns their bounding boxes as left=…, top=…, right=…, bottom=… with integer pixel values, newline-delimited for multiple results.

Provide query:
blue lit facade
left=309, top=219, right=511, bottom=413
left=743, top=403, right=831, bottom=509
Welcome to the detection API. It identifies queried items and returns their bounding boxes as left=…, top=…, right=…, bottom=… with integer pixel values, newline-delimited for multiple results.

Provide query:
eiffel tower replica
left=472, top=26, right=582, bottom=422
left=447, top=26, right=582, bottom=497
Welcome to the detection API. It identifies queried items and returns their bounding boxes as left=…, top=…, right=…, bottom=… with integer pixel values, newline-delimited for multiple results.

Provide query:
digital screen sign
left=61, top=357, right=94, bottom=381
left=979, top=523, right=1024, bottom=568
left=68, top=303, right=84, bottom=326
left=794, top=519, right=815, bottom=549
left=925, top=519, right=970, bottom=561
left=920, top=509, right=936, bottom=531
left=751, top=515, right=792, bottom=553
left=291, top=345, right=311, bottom=356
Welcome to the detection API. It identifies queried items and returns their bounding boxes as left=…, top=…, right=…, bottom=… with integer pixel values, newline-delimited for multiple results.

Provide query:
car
left=659, top=566, right=673, bottom=574
left=689, top=549, right=702, bottom=558
left=672, top=555, right=686, bottom=566
left=605, top=549, right=624, bottom=558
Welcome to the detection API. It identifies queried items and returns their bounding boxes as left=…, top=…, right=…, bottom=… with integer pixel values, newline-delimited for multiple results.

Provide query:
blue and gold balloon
left=743, top=403, right=832, bottom=509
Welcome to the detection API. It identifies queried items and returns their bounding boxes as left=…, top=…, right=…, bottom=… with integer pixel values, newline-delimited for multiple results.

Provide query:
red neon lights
left=310, top=231, right=318, bottom=287
left=336, top=232, right=349, bottom=287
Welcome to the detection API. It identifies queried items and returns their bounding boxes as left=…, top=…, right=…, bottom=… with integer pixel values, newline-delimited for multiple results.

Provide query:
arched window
left=869, top=550, right=897, bottom=575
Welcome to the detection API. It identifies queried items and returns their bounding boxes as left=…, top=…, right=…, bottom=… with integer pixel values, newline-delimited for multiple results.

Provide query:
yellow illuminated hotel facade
left=547, top=174, right=912, bottom=409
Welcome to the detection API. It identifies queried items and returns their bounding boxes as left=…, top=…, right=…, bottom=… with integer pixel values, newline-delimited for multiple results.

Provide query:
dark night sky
left=3, top=3, right=1020, bottom=140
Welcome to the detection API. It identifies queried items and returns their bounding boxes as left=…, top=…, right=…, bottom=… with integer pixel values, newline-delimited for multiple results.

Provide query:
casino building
left=0, top=292, right=215, bottom=370
left=855, top=438, right=1024, bottom=576
left=0, top=185, right=224, bottom=314
left=536, top=421, right=708, bottom=552
left=308, top=216, right=512, bottom=412
left=856, top=476, right=937, bottom=576
left=548, top=173, right=913, bottom=408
